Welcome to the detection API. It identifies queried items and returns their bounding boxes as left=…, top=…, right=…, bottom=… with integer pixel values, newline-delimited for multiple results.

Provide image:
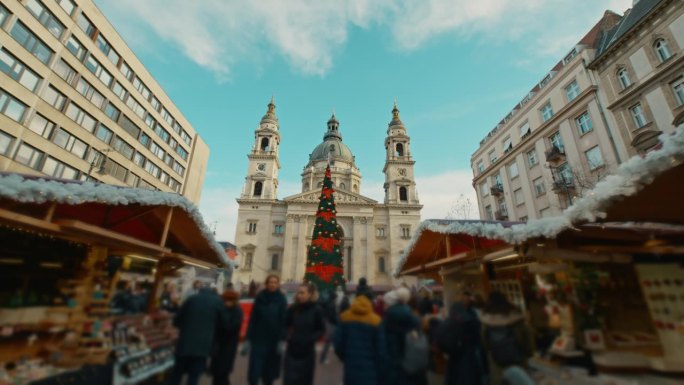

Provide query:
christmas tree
left=304, top=166, right=345, bottom=293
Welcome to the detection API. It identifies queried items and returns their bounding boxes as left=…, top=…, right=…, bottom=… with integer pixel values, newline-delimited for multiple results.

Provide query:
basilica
left=232, top=99, right=422, bottom=287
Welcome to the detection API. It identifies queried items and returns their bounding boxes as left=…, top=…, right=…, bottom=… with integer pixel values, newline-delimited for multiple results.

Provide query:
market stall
left=0, top=173, right=230, bottom=385
left=396, top=128, right=684, bottom=380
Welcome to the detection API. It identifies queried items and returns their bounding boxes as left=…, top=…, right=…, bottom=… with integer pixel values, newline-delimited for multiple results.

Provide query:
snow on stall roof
left=396, top=126, right=684, bottom=276
left=0, top=173, right=233, bottom=269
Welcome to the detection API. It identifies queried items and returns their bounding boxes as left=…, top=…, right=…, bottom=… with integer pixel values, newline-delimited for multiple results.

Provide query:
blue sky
left=95, top=0, right=631, bottom=242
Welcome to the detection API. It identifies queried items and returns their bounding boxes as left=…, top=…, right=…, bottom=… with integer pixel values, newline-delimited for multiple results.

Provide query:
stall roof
left=0, top=173, right=232, bottom=269
left=397, top=127, right=684, bottom=276
left=397, top=220, right=521, bottom=277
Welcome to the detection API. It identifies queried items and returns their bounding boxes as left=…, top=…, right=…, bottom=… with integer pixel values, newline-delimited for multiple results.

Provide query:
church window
left=330, top=144, right=335, bottom=153
left=353, top=184, right=358, bottom=193
left=378, top=257, right=386, bottom=274
left=400, top=225, right=411, bottom=239
left=243, top=252, right=253, bottom=269
left=339, top=183, right=346, bottom=190
left=399, top=186, right=408, bottom=202
left=247, top=222, right=257, bottom=233
left=376, top=227, right=386, bottom=238
left=271, top=254, right=279, bottom=271
left=253, top=181, right=263, bottom=196
left=304, top=182, right=310, bottom=190
left=396, top=143, right=404, bottom=156
left=273, top=223, right=284, bottom=235
left=260, top=137, right=269, bottom=152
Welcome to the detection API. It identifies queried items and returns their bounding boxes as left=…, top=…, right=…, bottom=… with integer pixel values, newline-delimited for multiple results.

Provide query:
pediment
left=283, top=190, right=378, bottom=205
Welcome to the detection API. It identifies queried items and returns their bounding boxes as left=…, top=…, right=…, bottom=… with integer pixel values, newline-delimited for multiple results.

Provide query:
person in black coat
left=243, top=275, right=288, bottom=385
left=211, top=290, right=243, bottom=385
left=436, top=302, right=484, bottom=385
left=283, top=284, right=326, bottom=385
left=168, top=287, right=230, bottom=385
left=334, top=295, right=385, bottom=385
left=382, top=288, right=425, bottom=385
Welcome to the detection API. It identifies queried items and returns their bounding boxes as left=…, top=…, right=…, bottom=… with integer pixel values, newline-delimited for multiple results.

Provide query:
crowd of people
left=166, top=275, right=537, bottom=385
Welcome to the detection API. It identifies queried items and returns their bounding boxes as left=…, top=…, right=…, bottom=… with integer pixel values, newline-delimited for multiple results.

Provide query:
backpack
left=485, top=324, right=524, bottom=367
left=401, top=330, right=430, bottom=374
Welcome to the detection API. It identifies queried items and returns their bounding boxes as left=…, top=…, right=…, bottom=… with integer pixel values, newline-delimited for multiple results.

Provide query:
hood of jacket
left=480, top=310, right=524, bottom=327
left=341, top=295, right=381, bottom=326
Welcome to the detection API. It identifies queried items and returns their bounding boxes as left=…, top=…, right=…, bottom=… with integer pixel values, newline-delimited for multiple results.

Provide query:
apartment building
left=471, top=12, right=624, bottom=221
left=589, top=0, right=684, bottom=155
left=0, top=0, right=209, bottom=203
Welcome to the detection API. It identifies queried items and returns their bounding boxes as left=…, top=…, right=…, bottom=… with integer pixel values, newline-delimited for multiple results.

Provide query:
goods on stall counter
left=635, top=264, right=684, bottom=359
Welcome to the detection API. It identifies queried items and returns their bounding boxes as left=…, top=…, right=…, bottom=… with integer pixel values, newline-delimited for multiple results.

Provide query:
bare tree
left=445, top=193, right=477, bottom=220
left=550, top=161, right=614, bottom=209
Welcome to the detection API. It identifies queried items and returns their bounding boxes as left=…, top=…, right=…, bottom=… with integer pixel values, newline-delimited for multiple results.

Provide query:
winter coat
left=283, top=301, right=326, bottom=385
left=436, top=303, right=484, bottom=385
left=210, top=305, right=243, bottom=378
left=382, top=303, right=424, bottom=385
left=246, top=289, right=288, bottom=384
left=173, top=288, right=230, bottom=357
left=480, top=310, right=532, bottom=385
left=334, top=296, right=385, bottom=385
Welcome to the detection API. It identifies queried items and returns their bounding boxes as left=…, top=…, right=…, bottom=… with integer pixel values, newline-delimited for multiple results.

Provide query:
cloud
left=203, top=169, right=478, bottom=243
left=98, top=0, right=632, bottom=78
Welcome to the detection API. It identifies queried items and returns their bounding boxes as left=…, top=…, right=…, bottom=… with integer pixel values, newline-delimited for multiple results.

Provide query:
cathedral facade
left=232, top=99, right=422, bottom=287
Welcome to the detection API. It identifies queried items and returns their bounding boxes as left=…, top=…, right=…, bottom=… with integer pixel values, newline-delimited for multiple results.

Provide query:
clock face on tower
left=397, top=168, right=407, bottom=176
left=257, top=163, right=266, bottom=171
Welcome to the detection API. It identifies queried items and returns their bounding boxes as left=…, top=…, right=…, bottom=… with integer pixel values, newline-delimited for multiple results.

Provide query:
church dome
left=309, top=113, right=355, bottom=163
left=309, top=139, right=355, bottom=162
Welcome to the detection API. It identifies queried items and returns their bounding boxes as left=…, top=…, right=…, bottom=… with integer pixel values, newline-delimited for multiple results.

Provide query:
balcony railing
left=552, top=180, right=575, bottom=193
left=495, top=209, right=509, bottom=220
left=490, top=184, right=504, bottom=196
left=545, top=146, right=566, bottom=162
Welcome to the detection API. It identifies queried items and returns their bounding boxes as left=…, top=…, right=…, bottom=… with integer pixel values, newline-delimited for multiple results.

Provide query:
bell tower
left=383, top=102, right=418, bottom=204
left=241, top=97, right=281, bottom=199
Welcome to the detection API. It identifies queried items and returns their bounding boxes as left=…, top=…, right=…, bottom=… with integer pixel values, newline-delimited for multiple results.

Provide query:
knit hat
left=383, top=290, right=399, bottom=307
left=396, top=287, right=411, bottom=304
left=222, top=290, right=240, bottom=302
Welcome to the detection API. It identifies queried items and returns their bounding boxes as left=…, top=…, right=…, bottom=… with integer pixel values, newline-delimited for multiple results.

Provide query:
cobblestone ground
left=199, top=344, right=343, bottom=385
left=197, top=344, right=444, bottom=385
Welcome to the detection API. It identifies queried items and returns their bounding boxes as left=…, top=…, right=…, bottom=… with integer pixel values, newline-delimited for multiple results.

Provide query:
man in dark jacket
left=211, top=290, right=243, bottom=385
left=168, top=287, right=230, bottom=385
left=334, top=295, right=385, bottom=385
left=382, top=288, right=424, bottom=385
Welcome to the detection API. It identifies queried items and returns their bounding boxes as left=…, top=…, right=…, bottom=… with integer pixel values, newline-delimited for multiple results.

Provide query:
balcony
left=552, top=180, right=575, bottom=193
left=495, top=209, right=509, bottom=220
left=545, top=146, right=566, bottom=163
left=490, top=184, right=504, bottom=196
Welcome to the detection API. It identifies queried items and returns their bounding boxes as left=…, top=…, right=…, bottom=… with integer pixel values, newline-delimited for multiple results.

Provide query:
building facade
left=471, top=12, right=625, bottom=221
left=589, top=0, right=684, bottom=155
left=233, top=100, right=422, bottom=287
left=0, top=0, right=209, bottom=203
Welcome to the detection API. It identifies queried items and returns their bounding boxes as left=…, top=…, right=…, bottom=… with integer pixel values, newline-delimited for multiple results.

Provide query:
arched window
left=617, top=68, right=631, bottom=89
left=244, top=252, right=253, bottom=269
left=378, top=257, right=386, bottom=273
left=353, top=184, right=358, bottom=193
left=253, top=181, right=263, bottom=196
left=396, top=143, right=404, bottom=157
left=260, top=137, right=270, bottom=152
left=304, top=182, right=310, bottom=190
left=339, top=183, right=346, bottom=190
left=330, top=144, right=335, bottom=153
left=271, top=254, right=279, bottom=270
left=399, top=186, right=408, bottom=201
left=654, top=39, right=672, bottom=62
